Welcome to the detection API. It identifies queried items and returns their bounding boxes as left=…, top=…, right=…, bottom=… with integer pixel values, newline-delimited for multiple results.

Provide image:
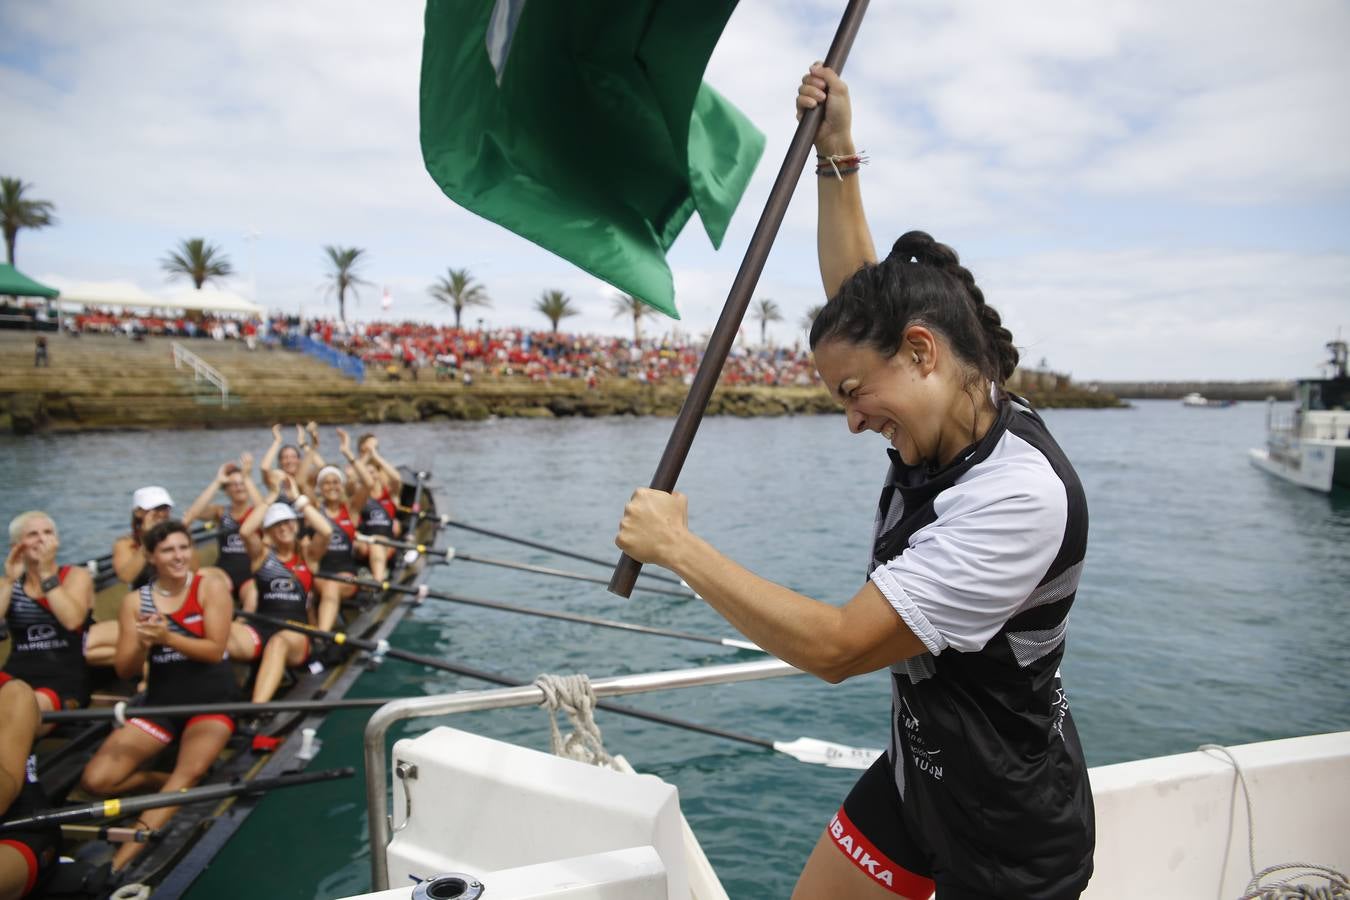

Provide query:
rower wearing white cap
left=232, top=476, right=332, bottom=704
left=112, top=486, right=198, bottom=589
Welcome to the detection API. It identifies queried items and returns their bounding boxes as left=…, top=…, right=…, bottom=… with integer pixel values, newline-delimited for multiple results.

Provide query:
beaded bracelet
left=815, top=152, right=868, bottom=180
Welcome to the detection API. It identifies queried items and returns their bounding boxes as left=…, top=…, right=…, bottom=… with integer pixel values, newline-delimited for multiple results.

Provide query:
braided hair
left=809, top=231, right=1018, bottom=385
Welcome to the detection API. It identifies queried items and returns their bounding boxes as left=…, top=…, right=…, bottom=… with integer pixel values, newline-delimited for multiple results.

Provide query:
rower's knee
left=80, top=759, right=118, bottom=797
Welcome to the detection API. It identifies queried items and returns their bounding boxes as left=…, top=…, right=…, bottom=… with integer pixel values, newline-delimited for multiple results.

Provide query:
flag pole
left=609, top=0, right=872, bottom=597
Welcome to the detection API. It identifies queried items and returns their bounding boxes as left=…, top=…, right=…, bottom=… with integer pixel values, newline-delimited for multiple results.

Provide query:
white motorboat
left=1182, top=392, right=1236, bottom=408
left=341, top=661, right=1350, bottom=900
left=1249, top=339, right=1350, bottom=492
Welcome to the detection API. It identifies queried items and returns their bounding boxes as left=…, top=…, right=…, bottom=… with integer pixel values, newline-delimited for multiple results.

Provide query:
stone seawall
left=0, top=332, right=1123, bottom=434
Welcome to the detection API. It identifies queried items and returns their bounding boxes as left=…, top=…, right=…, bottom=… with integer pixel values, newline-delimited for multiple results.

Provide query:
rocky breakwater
left=355, top=380, right=838, bottom=424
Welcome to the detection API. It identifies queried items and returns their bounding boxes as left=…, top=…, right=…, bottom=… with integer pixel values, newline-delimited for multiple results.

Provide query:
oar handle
left=609, top=0, right=871, bottom=598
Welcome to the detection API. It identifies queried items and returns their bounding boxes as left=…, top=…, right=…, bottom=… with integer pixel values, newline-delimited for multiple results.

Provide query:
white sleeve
left=868, top=461, right=1067, bottom=655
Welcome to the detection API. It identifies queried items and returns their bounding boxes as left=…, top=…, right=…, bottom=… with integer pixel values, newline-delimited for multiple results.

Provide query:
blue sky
left=2, top=1, right=1347, bottom=380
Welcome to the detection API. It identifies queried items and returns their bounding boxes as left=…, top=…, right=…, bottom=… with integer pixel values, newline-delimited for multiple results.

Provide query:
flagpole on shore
left=609, top=0, right=872, bottom=598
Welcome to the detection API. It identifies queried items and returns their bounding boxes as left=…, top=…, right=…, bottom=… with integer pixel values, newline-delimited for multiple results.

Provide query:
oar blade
left=773, top=738, right=883, bottom=770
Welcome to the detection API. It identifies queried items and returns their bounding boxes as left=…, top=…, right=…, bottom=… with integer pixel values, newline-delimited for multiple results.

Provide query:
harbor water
left=1, top=400, right=1347, bottom=898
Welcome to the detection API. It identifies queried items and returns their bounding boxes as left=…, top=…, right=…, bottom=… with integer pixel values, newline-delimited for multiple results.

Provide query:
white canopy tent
left=51, top=280, right=159, bottom=310
left=43, top=279, right=264, bottom=316
left=162, top=287, right=264, bottom=316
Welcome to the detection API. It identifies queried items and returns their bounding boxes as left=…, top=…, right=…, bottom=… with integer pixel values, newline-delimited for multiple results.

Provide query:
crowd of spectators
left=19, top=305, right=822, bottom=388
left=69, top=308, right=261, bottom=344
left=293, top=318, right=822, bottom=388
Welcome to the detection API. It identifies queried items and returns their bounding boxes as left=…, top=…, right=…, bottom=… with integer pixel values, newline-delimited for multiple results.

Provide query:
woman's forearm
left=816, top=137, right=877, bottom=299
left=163, top=630, right=228, bottom=664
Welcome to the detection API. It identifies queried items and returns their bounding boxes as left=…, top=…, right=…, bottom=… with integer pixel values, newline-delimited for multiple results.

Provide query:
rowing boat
left=7, top=466, right=440, bottom=899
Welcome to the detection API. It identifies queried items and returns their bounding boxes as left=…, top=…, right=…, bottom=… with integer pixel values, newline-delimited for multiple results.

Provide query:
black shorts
left=835, top=754, right=1016, bottom=900
left=1, top=783, right=60, bottom=897
left=1, top=668, right=88, bottom=712
left=240, top=624, right=311, bottom=664
left=127, top=712, right=237, bottom=746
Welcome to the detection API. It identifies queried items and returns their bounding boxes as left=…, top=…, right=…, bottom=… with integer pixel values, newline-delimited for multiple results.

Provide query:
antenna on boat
left=1327, top=330, right=1347, bottom=380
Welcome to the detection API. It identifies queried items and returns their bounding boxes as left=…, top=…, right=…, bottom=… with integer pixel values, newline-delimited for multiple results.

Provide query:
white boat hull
left=343, top=730, right=1350, bottom=900
left=1083, top=731, right=1350, bottom=898
left=1249, top=441, right=1349, bottom=492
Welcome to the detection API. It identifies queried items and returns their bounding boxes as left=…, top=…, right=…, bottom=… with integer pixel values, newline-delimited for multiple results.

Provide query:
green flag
left=419, top=0, right=764, bottom=319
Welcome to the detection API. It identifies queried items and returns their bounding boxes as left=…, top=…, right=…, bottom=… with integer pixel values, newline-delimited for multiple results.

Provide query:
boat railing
left=170, top=341, right=229, bottom=405
left=1266, top=407, right=1350, bottom=442
left=363, top=657, right=803, bottom=890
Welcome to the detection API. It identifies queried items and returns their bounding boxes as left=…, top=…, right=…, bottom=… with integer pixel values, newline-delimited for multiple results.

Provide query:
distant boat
left=1181, top=392, right=1236, bottom=408
left=1249, top=339, right=1350, bottom=492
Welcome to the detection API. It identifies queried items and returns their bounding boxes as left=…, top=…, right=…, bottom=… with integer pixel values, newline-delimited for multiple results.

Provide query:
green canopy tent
left=0, top=263, right=61, bottom=331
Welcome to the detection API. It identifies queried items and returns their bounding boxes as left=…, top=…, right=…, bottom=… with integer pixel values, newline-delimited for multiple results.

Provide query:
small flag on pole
left=419, top=0, right=765, bottom=318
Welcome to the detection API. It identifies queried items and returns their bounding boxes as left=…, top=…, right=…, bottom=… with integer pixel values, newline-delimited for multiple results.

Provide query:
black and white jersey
left=868, top=395, right=1094, bottom=896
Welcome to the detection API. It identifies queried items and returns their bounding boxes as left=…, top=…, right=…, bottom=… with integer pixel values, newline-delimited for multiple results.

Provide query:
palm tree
left=800, top=303, right=824, bottom=334
left=535, top=290, right=579, bottom=333
left=752, top=297, right=783, bottom=347
left=1, top=177, right=57, bottom=265
left=161, top=238, right=234, bottom=289
left=612, top=293, right=657, bottom=343
left=428, top=267, right=491, bottom=330
left=323, top=245, right=370, bottom=325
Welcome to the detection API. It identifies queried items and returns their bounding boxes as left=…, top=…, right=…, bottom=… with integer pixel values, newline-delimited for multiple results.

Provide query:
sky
left=2, top=0, right=1348, bottom=381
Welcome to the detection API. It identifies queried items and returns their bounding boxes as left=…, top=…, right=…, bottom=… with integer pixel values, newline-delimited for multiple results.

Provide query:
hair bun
left=889, top=230, right=936, bottom=264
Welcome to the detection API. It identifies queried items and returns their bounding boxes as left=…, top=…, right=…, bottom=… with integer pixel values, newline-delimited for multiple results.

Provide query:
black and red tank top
left=3, top=566, right=86, bottom=683
left=253, top=551, right=313, bottom=623
left=138, top=574, right=236, bottom=706
left=319, top=504, right=358, bottom=571
left=216, top=505, right=254, bottom=590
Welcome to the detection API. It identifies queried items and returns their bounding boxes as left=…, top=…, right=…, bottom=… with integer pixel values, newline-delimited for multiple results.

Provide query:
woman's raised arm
left=797, top=63, right=877, bottom=299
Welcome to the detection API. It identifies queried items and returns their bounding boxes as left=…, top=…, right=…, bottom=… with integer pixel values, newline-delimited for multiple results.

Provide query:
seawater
left=1, top=401, right=1347, bottom=899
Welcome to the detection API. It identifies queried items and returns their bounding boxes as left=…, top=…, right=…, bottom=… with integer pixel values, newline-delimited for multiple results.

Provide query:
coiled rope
left=535, top=673, right=615, bottom=770
left=1198, top=744, right=1349, bottom=900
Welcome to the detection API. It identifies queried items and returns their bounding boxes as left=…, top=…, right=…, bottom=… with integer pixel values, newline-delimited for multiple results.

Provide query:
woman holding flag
left=616, top=65, right=1094, bottom=899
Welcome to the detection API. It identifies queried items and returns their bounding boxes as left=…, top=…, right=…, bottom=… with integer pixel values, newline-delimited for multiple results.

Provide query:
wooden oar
left=236, top=612, right=880, bottom=769
left=42, top=696, right=414, bottom=723
left=358, top=534, right=694, bottom=598
left=320, top=571, right=757, bottom=651
left=0, top=767, right=354, bottom=832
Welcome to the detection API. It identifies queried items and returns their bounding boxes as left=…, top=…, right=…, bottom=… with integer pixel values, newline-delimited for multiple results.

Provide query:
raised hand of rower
left=796, top=62, right=852, bottom=152
left=3, top=543, right=22, bottom=584
left=615, top=488, right=691, bottom=571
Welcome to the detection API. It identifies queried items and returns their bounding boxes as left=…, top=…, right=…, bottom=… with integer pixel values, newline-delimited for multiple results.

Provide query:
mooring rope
left=535, top=673, right=616, bottom=771
left=1198, top=744, right=1349, bottom=900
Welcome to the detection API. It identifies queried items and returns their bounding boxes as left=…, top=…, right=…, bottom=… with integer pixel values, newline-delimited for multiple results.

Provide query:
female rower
left=616, top=65, right=1094, bottom=899
left=260, top=424, right=305, bottom=494
left=233, top=480, right=331, bottom=704
left=356, top=432, right=403, bottom=533
left=2, top=512, right=97, bottom=730
left=182, top=454, right=264, bottom=597
left=111, top=486, right=176, bottom=589
left=333, top=429, right=391, bottom=583
left=0, top=675, right=59, bottom=899
left=309, top=429, right=372, bottom=631
left=80, top=520, right=237, bottom=873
